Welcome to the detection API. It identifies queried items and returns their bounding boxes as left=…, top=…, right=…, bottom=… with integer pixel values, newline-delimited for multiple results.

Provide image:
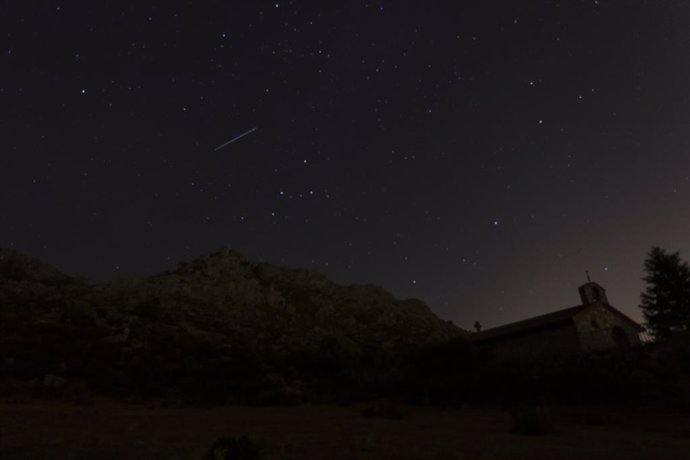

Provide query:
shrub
left=296, top=335, right=361, bottom=374
left=510, top=404, right=557, bottom=436
left=203, top=436, right=260, bottom=460
left=134, top=297, right=162, bottom=321
left=61, top=300, right=96, bottom=324
left=576, top=410, right=608, bottom=426
left=403, top=337, right=479, bottom=405
left=360, top=402, right=404, bottom=420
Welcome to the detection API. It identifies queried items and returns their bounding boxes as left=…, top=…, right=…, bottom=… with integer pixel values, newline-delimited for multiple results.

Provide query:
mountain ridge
left=0, top=246, right=464, bottom=402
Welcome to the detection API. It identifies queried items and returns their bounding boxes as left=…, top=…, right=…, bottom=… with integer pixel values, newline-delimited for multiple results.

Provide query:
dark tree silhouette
left=640, top=247, right=690, bottom=339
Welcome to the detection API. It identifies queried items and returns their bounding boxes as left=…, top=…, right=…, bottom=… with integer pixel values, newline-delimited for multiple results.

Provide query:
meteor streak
left=213, top=127, right=258, bottom=151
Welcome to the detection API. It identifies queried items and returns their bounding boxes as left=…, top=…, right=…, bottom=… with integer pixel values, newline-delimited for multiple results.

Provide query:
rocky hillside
left=0, top=248, right=91, bottom=310
left=0, top=247, right=463, bottom=402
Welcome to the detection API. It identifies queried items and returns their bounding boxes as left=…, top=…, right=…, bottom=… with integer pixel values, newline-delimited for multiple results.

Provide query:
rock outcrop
left=0, top=246, right=464, bottom=402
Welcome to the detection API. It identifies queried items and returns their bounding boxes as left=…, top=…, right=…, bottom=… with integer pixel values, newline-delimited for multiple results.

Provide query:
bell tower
left=578, top=271, right=609, bottom=305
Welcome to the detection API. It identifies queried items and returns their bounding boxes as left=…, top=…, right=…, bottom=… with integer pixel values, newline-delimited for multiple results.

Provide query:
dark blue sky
left=2, top=1, right=689, bottom=328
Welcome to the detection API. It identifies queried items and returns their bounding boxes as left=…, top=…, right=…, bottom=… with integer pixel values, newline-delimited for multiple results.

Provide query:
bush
left=411, top=337, right=477, bottom=378
left=61, top=300, right=96, bottom=324
left=134, top=297, right=162, bottom=321
left=575, top=410, right=608, bottom=426
left=295, top=335, right=362, bottom=374
left=203, top=436, right=260, bottom=460
left=403, top=337, right=479, bottom=405
left=360, top=402, right=404, bottom=420
left=510, top=404, right=557, bottom=436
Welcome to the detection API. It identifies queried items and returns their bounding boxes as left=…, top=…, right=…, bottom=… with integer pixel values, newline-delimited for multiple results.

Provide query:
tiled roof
left=472, top=304, right=584, bottom=343
left=471, top=302, right=644, bottom=343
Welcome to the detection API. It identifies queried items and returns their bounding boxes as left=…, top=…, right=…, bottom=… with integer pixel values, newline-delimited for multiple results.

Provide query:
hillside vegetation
left=0, top=247, right=463, bottom=403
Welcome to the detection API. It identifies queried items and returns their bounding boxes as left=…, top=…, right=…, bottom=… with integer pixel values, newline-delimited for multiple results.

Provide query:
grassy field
left=1, top=400, right=689, bottom=460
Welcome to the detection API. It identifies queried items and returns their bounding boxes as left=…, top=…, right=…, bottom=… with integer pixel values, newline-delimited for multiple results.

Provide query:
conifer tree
left=640, top=247, right=690, bottom=339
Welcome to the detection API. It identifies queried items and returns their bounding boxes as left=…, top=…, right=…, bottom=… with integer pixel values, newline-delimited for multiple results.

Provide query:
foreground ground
left=1, top=400, right=689, bottom=460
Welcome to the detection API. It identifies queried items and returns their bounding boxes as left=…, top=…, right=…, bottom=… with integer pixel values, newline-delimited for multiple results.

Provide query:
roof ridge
left=472, top=304, right=586, bottom=342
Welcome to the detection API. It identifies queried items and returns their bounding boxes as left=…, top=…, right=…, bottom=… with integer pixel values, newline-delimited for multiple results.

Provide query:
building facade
left=472, top=282, right=644, bottom=361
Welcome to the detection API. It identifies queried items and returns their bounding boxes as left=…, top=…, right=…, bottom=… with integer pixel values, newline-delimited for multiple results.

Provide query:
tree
left=639, top=247, right=690, bottom=339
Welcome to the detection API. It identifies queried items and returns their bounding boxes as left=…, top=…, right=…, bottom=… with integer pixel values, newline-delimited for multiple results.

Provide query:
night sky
left=2, top=1, right=689, bottom=329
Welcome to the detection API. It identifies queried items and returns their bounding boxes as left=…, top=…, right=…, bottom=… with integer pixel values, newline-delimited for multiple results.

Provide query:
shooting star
left=213, top=127, right=258, bottom=151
